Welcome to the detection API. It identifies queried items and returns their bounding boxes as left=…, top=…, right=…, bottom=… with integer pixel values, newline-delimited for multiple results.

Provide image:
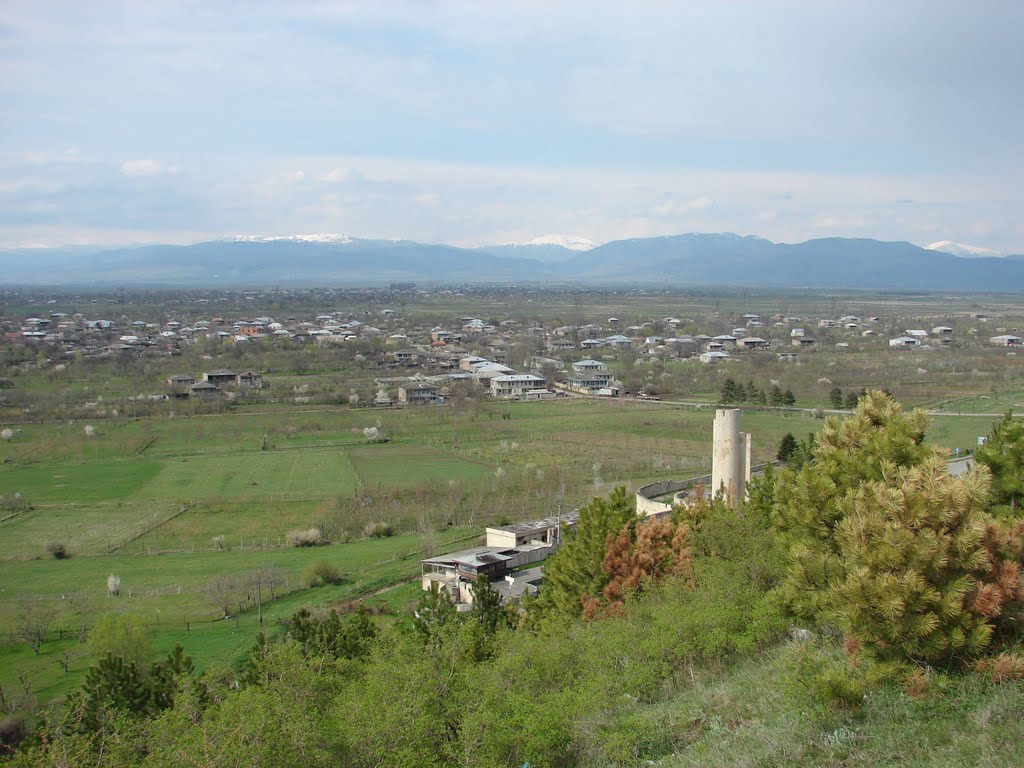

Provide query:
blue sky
left=1, top=0, right=1022, bottom=252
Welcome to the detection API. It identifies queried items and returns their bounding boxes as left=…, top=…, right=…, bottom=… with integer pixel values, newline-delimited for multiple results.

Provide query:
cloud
left=651, top=194, right=713, bottom=217
left=411, top=192, right=440, bottom=207
left=120, top=159, right=164, bottom=177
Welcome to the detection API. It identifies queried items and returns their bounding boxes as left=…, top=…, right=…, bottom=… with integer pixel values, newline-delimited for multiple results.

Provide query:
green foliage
left=86, top=614, right=153, bottom=669
left=830, top=459, right=996, bottom=664
left=414, top=581, right=458, bottom=642
left=773, top=391, right=1019, bottom=667
left=773, top=391, right=932, bottom=620
left=720, top=377, right=741, bottom=404
left=529, top=485, right=636, bottom=622
left=73, top=643, right=194, bottom=732
left=974, top=411, right=1024, bottom=513
left=303, top=559, right=344, bottom=587
left=778, top=432, right=798, bottom=463
left=830, top=386, right=844, bottom=409
left=284, top=606, right=378, bottom=662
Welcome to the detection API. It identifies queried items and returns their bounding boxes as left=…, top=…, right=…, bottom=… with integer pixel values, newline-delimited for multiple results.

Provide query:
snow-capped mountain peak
left=926, top=240, right=1003, bottom=259
left=511, top=234, right=599, bottom=251
left=227, top=233, right=353, bottom=245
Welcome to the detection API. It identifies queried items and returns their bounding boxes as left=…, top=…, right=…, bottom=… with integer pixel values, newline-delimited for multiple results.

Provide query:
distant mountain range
left=2, top=233, right=1023, bottom=291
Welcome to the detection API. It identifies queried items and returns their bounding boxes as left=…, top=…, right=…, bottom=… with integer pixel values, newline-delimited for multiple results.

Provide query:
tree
left=470, top=575, right=508, bottom=637
left=777, top=432, right=798, bottom=463
left=87, top=614, right=153, bottom=669
left=782, top=389, right=796, bottom=406
left=720, top=378, right=740, bottom=404
left=204, top=575, right=243, bottom=618
left=844, top=390, right=860, bottom=409
left=768, top=384, right=784, bottom=406
left=15, top=595, right=57, bottom=655
left=530, top=486, right=636, bottom=622
left=773, top=391, right=1024, bottom=665
left=974, top=411, right=1024, bottom=512
left=745, top=380, right=759, bottom=402
left=773, top=391, right=932, bottom=621
left=829, top=387, right=844, bottom=409
left=414, top=582, right=458, bottom=643
left=588, top=515, right=692, bottom=619
left=828, top=459, right=1000, bottom=664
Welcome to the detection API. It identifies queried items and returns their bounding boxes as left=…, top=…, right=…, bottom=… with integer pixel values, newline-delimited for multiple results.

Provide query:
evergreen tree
left=773, top=391, right=1024, bottom=665
left=773, top=391, right=931, bottom=621
left=831, top=458, right=997, bottom=664
left=782, top=389, right=796, bottom=406
left=777, top=432, right=798, bottom=463
left=470, top=575, right=508, bottom=637
left=974, top=411, right=1024, bottom=513
left=768, top=384, right=784, bottom=406
left=745, top=380, right=759, bottom=402
left=531, top=486, right=636, bottom=621
left=756, top=388, right=767, bottom=405
left=720, top=378, right=739, bottom=404
left=829, top=387, right=844, bottom=409
left=413, top=582, right=458, bottom=643
left=844, top=390, right=860, bottom=409
left=585, top=515, right=692, bottom=619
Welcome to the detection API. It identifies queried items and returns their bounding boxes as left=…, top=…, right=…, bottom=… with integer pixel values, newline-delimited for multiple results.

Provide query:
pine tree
left=720, top=378, right=739, bottom=404
left=830, top=387, right=844, bottom=409
left=844, top=390, right=860, bottom=409
left=773, top=391, right=932, bottom=621
left=745, top=380, right=759, bottom=402
left=782, top=389, right=796, bottom=406
left=768, top=384, right=784, bottom=406
left=777, top=432, right=798, bottom=463
left=974, top=411, right=1024, bottom=513
left=586, top=515, right=692, bottom=619
left=532, top=486, right=636, bottom=621
left=830, top=458, right=997, bottom=664
left=774, top=391, right=1024, bottom=665
left=414, top=582, right=458, bottom=642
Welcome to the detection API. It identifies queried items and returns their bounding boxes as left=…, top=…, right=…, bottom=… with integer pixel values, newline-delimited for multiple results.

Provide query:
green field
left=0, top=459, right=161, bottom=502
left=139, top=448, right=361, bottom=500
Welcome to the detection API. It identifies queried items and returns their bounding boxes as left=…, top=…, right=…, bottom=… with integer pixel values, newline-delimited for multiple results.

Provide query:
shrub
left=46, top=542, right=68, bottom=559
left=362, top=521, right=395, bottom=539
left=286, top=527, right=325, bottom=547
left=303, top=560, right=343, bottom=587
left=0, top=716, right=26, bottom=755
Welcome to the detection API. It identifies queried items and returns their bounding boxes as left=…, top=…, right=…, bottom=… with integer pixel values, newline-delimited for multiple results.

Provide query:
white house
left=491, top=374, right=548, bottom=399
left=889, top=336, right=922, bottom=347
left=990, top=334, right=1023, bottom=347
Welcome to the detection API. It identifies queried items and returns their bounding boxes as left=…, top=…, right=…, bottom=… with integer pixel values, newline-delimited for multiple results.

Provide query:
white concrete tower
left=712, top=408, right=748, bottom=506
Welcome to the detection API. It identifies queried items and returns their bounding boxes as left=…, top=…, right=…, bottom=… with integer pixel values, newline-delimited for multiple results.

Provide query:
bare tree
left=204, top=575, right=242, bottom=619
left=66, top=593, right=94, bottom=643
left=257, top=563, right=281, bottom=601
left=15, top=596, right=57, bottom=655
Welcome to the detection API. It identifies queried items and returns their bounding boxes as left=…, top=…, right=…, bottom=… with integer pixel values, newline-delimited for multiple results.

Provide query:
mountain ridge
left=3, top=233, right=1024, bottom=291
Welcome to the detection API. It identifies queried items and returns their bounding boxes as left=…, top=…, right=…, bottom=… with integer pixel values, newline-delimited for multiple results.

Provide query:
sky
left=1, top=0, right=1023, bottom=252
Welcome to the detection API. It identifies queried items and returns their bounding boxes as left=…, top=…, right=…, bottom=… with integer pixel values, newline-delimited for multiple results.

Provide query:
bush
left=286, top=527, right=325, bottom=547
left=0, top=716, right=26, bottom=755
left=46, top=541, right=68, bottom=559
left=303, top=560, right=343, bottom=587
left=362, top=521, right=395, bottom=539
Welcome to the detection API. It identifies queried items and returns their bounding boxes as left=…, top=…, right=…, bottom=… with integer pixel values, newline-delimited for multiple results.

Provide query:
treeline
left=720, top=377, right=795, bottom=406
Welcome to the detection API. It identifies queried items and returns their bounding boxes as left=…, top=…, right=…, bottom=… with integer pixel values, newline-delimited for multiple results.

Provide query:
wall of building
left=635, top=479, right=691, bottom=516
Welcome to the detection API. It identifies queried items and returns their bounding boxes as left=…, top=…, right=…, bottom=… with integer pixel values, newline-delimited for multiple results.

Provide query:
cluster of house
left=166, top=369, right=263, bottom=398
left=9, top=304, right=1021, bottom=389
left=391, top=354, right=553, bottom=405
